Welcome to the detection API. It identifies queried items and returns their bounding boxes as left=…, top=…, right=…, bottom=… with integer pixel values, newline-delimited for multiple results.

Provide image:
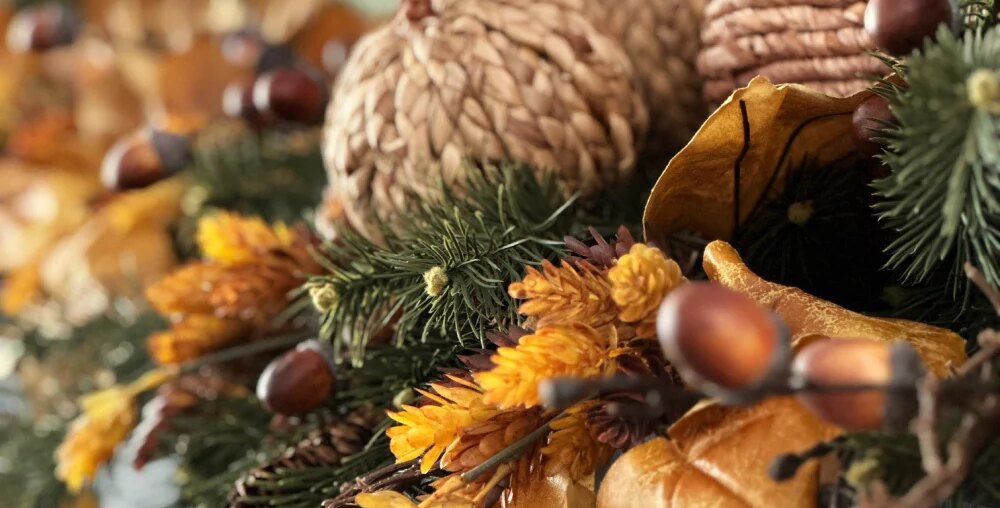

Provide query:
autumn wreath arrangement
left=2, top=0, right=1000, bottom=507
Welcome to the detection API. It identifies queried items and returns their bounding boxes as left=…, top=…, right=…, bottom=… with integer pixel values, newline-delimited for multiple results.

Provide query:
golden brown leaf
left=643, top=77, right=869, bottom=244
left=597, top=398, right=841, bottom=508
left=703, top=241, right=966, bottom=375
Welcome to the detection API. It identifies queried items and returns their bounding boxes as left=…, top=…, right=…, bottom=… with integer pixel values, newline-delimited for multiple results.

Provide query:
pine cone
left=229, top=407, right=381, bottom=507
left=320, top=0, right=648, bottom=241
left=697, top=0, right=883, bottom=105
left=587, top=0, right=708, bottom=140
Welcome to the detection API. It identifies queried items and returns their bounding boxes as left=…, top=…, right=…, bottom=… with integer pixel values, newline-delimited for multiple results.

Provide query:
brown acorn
left=657, top=282, right=788, bottom=397
left=256, top=340, right=336, bottom=416
left=852, top=93, right=893, bottom=157
left=791, top=338, right=890, bottom=430
left=100, top=128, right=191, bottom=191
left=864, top=0, right=952, bottom=57
left=6, top=3, right=79, bottom=53
left=252, top=68, right=326, bottom=125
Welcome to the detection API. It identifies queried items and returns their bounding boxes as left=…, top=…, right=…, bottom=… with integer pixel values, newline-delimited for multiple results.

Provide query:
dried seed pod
left=697, top=0, right=885, bottom=105
left=320, top=0, right=648, bottom=240
left=657, top=281, right=789, bottom=400
left=256, top=340, right=336, bottom=416
left=252, top=68, right=327, bottom=125
left=792, top=338, right=889, bottom=430
left=852, top=93, right=893, bottom=157
left=101, top=128, right=191, bottom=191
left=864, top=0, right=952, bottom=57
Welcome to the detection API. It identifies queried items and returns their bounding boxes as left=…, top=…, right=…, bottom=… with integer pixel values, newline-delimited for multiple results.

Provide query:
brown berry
left=792, top=338, right=891, bottom=431
left=852, top=94, right=893, bottom=157
left=252, top=68, right=327, bottom=125
left=657, top=282, right=785, bottom=392
left=6, top=4, right=79, bottom=53
left=256, top=340, right=335, bottom=416
left=101, top=128, right=190, bottom=191
left=864, top=0, right=952, bottom=57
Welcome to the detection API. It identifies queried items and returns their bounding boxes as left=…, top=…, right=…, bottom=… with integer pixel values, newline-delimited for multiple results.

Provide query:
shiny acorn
left=101, top=128, right=191, bottom=191
left=6, top=3, right=79, bottom=53
left=252, top=68, right=327, bottom=125
left=792, top=338, right=891, bottom=430
left=657, top=282, right=790, bottom=401
left=864, top=0, right=952, bottom=56
left=256, top=340, right=336, bottom=416
left=852, top=94, right=893, bottom=158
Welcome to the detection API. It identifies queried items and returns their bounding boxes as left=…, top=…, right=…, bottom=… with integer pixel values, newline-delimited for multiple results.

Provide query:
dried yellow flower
left=386, top=377, right=503, bottom=474
left=56, top=368, right=174, bottom=492
left=542, top=401, right=613, bottom=480
left=508, top=260, right=616, bottom=329
left=195, top=212, right=295, bottom=265
left=608, top=243, right=683, bottom=335
left=145, top=213, right=323, bottom=364
left=475, top=324, right=611, bottom=409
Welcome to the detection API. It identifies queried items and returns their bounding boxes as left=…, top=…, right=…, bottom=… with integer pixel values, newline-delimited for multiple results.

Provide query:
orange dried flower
left=608, top=243, right=684, bottom=336
left=508, top=260, right=616, bottom=329
left=386, top=377, right=504, bottom=474
left=474, top=324, right=611, bottom=409
left=56, top=368, right=174, bottom=492
left=145, top=213, right=322, bottom=364
left=541, top=401, right=613, bottom=480
left=147, top=314, right=247, bottom=365
left=441, top=408, right=545, bottom=473
left=196, top=212, right=297, bottom=265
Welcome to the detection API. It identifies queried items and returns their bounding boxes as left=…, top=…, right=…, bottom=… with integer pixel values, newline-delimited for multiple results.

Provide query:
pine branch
left=184, top=123, right=326, bottom=222
left=308, top=164, right=579, bottom=365
left=873, top=26, right=1000, bottom=298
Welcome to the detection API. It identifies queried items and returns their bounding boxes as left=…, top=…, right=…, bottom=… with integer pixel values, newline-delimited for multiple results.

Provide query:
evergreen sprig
left=184, top=123, right=326, bottom=221
left=308, top=164, right=578, bottom=364
left=873, top=26, right=1000, bottom=297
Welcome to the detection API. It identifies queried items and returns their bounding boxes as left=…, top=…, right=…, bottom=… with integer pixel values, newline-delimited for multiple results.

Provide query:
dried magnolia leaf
left=643, top=76, right=868, bottom=244
left=598, top=398, right=840, bottom=508
left=703, top=241, right=966, bottom=375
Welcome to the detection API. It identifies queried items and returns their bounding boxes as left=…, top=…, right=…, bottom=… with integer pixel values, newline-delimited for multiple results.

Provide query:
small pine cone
left=697, top=0, right=883, bottom=105
left=608, top=244, right=684, bottom=336
left=229, top=407, right=381, bottom=507
left=320, top=0, right=648, bottom=241
left=588, top=0, right=708, bottom=140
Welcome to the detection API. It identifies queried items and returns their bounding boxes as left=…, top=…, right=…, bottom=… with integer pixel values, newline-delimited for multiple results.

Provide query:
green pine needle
left=873, top=26, right=1000, bottom=296
left=307, top=164, right=577, bottom=365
